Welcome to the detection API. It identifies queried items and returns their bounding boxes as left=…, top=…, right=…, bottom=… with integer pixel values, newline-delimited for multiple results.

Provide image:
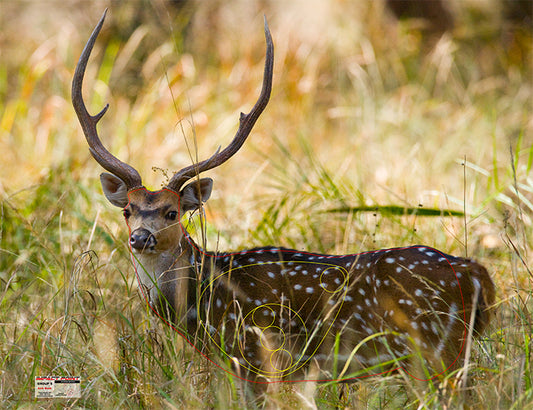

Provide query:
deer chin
left=131, top=244, right=158, bottom=255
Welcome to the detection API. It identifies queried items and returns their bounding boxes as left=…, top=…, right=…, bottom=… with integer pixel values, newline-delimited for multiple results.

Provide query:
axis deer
left=73, top=11, right=494, bottom=386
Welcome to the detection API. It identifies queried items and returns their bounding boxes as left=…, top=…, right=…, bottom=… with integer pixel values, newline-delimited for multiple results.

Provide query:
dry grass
left=1, top=0, right=531, bottom=408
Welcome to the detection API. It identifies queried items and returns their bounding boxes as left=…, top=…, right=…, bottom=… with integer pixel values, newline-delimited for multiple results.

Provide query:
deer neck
left=132, top=232, right=216, bottom=331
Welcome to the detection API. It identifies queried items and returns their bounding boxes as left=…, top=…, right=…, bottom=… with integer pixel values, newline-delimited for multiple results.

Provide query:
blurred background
left=1, top=0, right=531, bottom=251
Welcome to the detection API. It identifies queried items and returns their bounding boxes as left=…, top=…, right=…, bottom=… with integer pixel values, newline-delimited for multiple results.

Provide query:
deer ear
left=180, top=178, right=213, bottom=212
left=100, top=173, right=129, bottom=208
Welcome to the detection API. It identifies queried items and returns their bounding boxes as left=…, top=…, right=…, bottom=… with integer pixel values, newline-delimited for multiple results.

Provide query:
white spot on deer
left=344, top=295, right=353, bottom=302
left=436, top=303, right=458, bottom=355
left=365, top=276, right=371, bottom=284
left=250, top=282, right=255, bottom=287
left=267, top=272, right=275, bottom=279
left=373, top=297, right=378, bottom=305
left=302, top=270, right=308, bottom=275
left=358, top=288, right=365, bottom=296
left=248, top=258, right=256, bottom=263
left=396, top=267, right=403, bottom=273
left=431, top=322, right=439, bottom=335
left=438, top=257, right=446, bottom=262
left=334, top=277, right=341, bottom=285
left=439, top=280, right=446, bottom=286
left=451, top=281, right=457, bottom=287
left=295, top=265, right=302, bottom=271
left=365, top=299, right=371, bottom=307
left=272, top=288, right=278, bottom=294
left=294, top=284, right=302, bottom=290
left=456, top=272, right=462, bottom=278
left=305, top=287, right=314, bottom=294
left=426, top=252, right=435, bottom=257
left=385, top=257, right=396, bottom=264
left=376, top=279, right=381, bottom=287
left=289, top=271, right=297, bottom=276
left=411, top=321, right=419, bottom=330
left=308, top=256, right=315, bottom=260
left=422, top=260, right=429, bottom=265
left=294, top=253, right=302, bottom=257
left=384, top=279, right=390, bottom=286
left=421, top=322, right=429, bottom=330
left=328, top=298, right=336, bottom=305
left=408, top=264, right=415, bottom=270
left=418, top=247, right=427, bottom=252
left=254, top=300, right=262, bottom=306
left=415, top=289, right=423, bottom=297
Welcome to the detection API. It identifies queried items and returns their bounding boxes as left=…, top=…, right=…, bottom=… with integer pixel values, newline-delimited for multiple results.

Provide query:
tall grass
left=1, top=1, right=532, bottom=408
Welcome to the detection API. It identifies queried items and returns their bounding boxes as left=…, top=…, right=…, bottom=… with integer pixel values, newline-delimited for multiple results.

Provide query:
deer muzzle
left=130, top=229, right=157, bottom=251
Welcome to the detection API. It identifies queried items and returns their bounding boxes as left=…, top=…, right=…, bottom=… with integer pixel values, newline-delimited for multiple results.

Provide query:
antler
left=72, top=9, right=143, bottom=189
left=166, top=17, right=274, bottom=192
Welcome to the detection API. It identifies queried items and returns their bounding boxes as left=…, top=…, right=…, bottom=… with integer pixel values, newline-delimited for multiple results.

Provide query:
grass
left=1, top=0, right=532, bottom=408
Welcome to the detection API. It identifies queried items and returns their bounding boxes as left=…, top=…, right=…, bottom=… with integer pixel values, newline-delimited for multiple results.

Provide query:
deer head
left=72, top=10, right=273, bottom=257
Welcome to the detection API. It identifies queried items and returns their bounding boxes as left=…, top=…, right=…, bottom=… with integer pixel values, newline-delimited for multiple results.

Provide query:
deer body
left=127, top=193, right=494, bottom=380
left=73, top=11, right=494, bottom=384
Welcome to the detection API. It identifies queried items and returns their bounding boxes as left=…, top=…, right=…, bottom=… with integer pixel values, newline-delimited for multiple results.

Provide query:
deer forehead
left=126, top=188, right=180, bottom=212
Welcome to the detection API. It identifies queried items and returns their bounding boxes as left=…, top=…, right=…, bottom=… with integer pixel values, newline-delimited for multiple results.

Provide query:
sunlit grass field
left=1, top=1, right=532, bottom=408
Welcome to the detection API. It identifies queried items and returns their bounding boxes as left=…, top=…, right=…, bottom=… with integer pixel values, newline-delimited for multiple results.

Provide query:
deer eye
left=123, top=209, right=131, bottom=219
left=166, top=211, right=178, bottom=221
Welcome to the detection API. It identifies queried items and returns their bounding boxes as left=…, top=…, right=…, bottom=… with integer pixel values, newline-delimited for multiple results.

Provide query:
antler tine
left=167, top=17, right=274, bottom=192
left=72, top=9, right=142, bottom=189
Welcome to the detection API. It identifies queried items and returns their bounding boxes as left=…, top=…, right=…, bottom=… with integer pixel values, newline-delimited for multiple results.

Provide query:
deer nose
left=130, top=229, right=157, bottom=251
